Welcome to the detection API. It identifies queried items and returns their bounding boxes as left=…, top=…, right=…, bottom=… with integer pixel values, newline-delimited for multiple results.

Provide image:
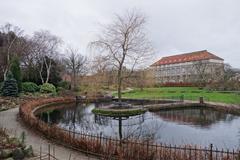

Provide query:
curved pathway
left=0, top=107, right=97, bottom=160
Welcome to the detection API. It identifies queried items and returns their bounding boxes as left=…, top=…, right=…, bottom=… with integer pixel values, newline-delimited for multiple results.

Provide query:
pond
left=36, top=102, right=240, bottom=149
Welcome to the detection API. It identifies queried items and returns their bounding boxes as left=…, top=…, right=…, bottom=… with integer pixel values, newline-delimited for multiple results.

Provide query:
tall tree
left=90, top=10, right=154, bottom=103
left=31, top=30, right=62, bottom=84
left=0, top=23, right=25, bottom=80
left=63, top=47, right=87, bottom=90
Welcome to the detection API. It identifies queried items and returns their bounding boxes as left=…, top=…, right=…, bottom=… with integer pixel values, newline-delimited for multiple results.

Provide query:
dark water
left=37, top=103, right=240, bottom=149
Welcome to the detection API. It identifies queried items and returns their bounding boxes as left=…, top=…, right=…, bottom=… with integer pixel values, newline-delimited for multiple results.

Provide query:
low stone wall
left=204, top=102, right=240, bottom=115
left=145, top=102, right=205, bottom=112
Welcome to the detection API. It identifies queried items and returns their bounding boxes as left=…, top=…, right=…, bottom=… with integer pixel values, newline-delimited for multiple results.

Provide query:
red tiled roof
left=151, top=50, right=224, bottom=66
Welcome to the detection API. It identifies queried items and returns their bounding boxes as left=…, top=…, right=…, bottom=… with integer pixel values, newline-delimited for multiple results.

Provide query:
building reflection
left=153, top=107, right=236, bottom=128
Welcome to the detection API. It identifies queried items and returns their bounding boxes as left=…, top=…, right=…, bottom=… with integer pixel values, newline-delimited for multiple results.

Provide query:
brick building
left=151, top=50, right=224, bottom=84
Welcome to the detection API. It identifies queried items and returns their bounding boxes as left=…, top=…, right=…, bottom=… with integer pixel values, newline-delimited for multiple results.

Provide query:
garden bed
left=0, top=128, right=33, bottom=159
left=0, top=97, right=22, bottom=111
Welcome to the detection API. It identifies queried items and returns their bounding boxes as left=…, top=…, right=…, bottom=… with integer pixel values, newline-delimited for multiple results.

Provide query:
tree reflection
left=40, top=104, right=218, bottom=141
left=45, top=105, right=163, bottom=141
left=37, top=103, right=238, bottom=147
left=94, top=113, right=162, bottom=142
left=38, top=109, right=62, bottom=124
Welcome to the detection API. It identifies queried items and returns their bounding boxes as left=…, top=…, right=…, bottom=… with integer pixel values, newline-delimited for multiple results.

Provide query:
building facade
left=151, top=50, right=224, bottom=84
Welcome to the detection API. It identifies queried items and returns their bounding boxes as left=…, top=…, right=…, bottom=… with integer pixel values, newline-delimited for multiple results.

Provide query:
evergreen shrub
left=1, top=72, right=18, bottom=97
left=40, top=83, right=56, bottom=94
left=10, top=57, right=22, bottom=92
left=22, top=82, right=40, bottom=93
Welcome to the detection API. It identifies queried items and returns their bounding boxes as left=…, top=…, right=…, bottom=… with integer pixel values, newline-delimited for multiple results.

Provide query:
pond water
left=37, top=103, right=240, bottom=149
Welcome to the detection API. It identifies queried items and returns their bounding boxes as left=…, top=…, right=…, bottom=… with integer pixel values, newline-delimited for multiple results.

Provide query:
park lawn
left=116, top=87, right=240, bottom=105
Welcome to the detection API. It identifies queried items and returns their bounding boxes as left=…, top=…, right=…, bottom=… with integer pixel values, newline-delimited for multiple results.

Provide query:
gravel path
left=0, top=108, right=97, bottom=160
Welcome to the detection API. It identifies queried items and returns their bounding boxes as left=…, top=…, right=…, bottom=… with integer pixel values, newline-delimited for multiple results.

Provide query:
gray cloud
left=0, top=0, right=240, bottom=67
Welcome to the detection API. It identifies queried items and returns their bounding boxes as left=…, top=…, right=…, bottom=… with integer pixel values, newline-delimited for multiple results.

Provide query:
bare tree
left=219, top=64, right=239, bottom=90
left=31, top=30, right=62, bottom=84
left=90, top=10, right=154, bottom=103
left=63, top=47, right=87, bottom=90
left=193, top=60, right=225, bottom=87
left=223, top=64, right=235, bottom=81
left=90, top=55, right=114, bottom=89
left=120, top=68, right=155, bottom=91
left=192, top=60, right=211, bottom=87
left=0, top=23, right=24, bottom=80
left=91, top=55, right=111, bottom=74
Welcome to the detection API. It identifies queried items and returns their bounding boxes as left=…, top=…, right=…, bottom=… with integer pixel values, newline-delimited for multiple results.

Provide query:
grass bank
left=114, top=87, right=240, bottom=105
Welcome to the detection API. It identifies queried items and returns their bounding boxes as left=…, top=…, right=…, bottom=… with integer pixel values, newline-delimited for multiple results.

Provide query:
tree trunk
left=3, top=68, right=8, bottom=81
left=73, top=71, right=76, bottom=91
left=39, top=62, right=44, bottom=84
left=45, top=58, right=52, bottom=83
left=4, top=37, right=16, bottom=80
left=117, top=69, right=122, bottom=103
left=46, top=69, right=50, bottom=83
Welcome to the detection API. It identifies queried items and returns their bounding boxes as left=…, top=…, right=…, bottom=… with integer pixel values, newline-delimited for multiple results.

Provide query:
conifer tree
left=10, top=56, right=22, bottom=92
left=1, top=72, right=18, bottom=97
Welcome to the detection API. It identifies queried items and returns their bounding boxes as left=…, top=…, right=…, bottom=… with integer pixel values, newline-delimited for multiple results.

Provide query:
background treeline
left=0, top=24, right=64, bottom=85
left=0, top=22, right=239, bottom=97
left=0, top=23, right=88, bottom=95
left=0, top=23, right=155, bottom=96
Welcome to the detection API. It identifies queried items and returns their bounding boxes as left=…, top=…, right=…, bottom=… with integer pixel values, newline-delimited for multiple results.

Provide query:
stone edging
left=143, top=101, right=240, bottom=115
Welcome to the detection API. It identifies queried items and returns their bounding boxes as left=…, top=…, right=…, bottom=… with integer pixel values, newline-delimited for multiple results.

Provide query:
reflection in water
left=39, top=110, right=61, bottom=124
left=154, top=107, right=236, bottom=128
left=37, top=103, right=240, bottom=149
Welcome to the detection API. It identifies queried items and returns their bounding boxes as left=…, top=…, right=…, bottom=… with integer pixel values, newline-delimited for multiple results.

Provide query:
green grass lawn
left=114, top=87, right=240, bottom=105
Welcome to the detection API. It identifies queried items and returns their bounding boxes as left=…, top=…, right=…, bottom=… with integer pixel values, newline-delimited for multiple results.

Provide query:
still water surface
left=37, top=103, right=240, bottom=149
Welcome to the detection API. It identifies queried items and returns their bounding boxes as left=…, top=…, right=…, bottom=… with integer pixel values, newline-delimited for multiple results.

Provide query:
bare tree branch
left=31, top=30, right=62, bottom=84
left=0, top=23, right=24, bottom=80
left=63, top=46, right=88, bottom=90
left=90, top=9, right=154, bottom=103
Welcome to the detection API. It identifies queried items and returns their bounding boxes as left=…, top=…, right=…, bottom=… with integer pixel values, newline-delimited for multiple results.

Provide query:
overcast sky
left=1, top=0, right=240, bottom=68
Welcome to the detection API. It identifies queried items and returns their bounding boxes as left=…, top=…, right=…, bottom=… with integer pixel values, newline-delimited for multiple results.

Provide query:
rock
left=1, top=106, right=7, bottom=110
left=2, top=138, right=8, bottom=143
left=21, top=143, right=27, bottom=149
left=0, top=149, right=13, bottom=159
left=23, top=145, right=34, bottom=157
left=5, top=158, right=14, bottom=160
left=12, top=148, right=24, bottom=160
